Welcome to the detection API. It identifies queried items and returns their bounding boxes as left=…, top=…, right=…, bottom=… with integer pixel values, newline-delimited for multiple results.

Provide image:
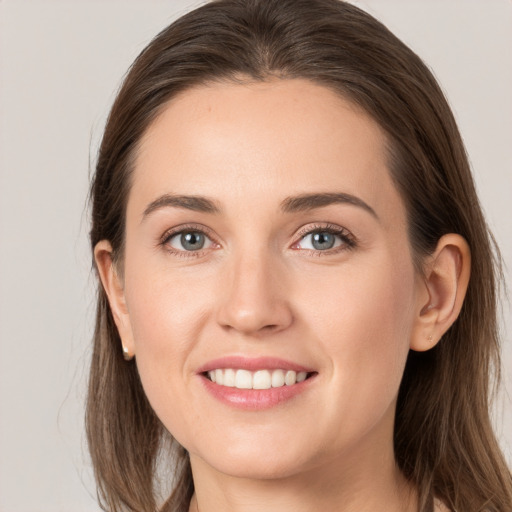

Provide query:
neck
left=188, top=424, right=417, bottom=512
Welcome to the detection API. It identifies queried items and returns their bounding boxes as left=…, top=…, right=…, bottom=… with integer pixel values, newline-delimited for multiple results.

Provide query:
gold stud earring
left=122, top=345, right=134, bottom=361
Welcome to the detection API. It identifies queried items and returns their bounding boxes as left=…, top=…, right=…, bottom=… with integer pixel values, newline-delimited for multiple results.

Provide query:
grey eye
left=181, top=232, right=205, bottom=250
left=311, top=232, right=335, bottom=250
left=297, top=231, right=344, bottom=251
left=168, top=231, right=212, bottom=251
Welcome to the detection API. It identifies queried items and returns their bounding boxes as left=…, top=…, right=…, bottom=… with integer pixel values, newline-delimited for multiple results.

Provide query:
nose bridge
left=216, top=243, right=293, bottom=335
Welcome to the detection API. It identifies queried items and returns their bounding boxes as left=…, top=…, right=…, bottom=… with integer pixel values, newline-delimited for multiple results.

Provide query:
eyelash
left=159, top=222, right=357, bottom=258
left=293, top=223, right=357, bottom=255
left=160, top=223, right=217, bottom=259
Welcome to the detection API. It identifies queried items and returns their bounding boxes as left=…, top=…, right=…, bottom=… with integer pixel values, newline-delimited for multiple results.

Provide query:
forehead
left=130, top=78, right=403, bottom=225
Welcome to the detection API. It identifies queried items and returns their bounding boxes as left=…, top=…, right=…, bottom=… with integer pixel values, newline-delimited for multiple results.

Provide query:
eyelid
left=159, top=223, right=220, bottom=257
left=159, top=223, right=217, bottom=244
left=292, top=222, right=356, bottom=252
left=294, top=222, right=351, bottom=239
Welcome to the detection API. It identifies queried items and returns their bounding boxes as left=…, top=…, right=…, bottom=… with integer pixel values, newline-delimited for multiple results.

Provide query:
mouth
left=197, top=356, right=317, bottom=410
left=203, top=368, right=313, bottom=389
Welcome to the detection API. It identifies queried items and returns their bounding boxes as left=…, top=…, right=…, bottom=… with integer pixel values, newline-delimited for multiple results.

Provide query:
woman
left=86, top=0, right=512, bottom=510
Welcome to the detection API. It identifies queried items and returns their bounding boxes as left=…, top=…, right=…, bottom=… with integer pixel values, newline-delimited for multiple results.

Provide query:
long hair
left=87, top=1, right=512, bottom=510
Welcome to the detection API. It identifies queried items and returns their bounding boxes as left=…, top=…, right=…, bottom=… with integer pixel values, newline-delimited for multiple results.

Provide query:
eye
left=164, top=229, right=216, bottom=252
left=297, top=231, right=343, bottom=251
left=293, top=225, right=355, bottom=253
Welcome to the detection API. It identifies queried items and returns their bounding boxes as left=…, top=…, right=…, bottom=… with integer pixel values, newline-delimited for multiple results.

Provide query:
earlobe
left=94, top=241, right=135, bottom=359
left=410, top=234, right=471, bottom=352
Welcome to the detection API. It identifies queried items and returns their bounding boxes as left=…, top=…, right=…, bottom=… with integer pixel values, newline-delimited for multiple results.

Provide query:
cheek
left=125, top=249, right=213, bottom=347
left=302, top=250, right=416, bottom=431
left=305, top=250, right=415, bottom=348
left=122, top=254, right=215, bottom=409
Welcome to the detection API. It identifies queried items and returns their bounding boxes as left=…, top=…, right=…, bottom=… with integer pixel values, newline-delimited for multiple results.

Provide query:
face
left=112, top=79, right=424, bottom=479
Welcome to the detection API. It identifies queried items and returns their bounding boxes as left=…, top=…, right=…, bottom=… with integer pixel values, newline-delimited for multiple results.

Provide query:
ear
left=94, top=240, right=135, bottom=360
left=410, top=233, right=471, bottom=352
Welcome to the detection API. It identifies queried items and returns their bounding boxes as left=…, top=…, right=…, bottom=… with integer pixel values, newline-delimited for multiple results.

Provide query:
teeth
left=235, top=369, right=252, bottom=389
left=253, top=370, right=271, bottom=390
left=297, top=371, right=307, bottom=382
left=224, top=368, right=236, bottom=387
left=285, top=370, right=296, bottom=385
left=206, top=368, right=310, bottom=389
left=271, top=369, right=285, bottom=387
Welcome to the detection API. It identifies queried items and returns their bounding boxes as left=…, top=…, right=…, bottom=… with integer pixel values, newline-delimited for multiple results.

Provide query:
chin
left=208, top=457, right=305, bottom=481
left=191, top=437, right=320, bottom=481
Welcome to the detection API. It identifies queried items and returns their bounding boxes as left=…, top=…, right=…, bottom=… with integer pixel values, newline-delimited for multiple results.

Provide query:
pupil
left=181, top=232, right=205, bottom=250
left=312, top=232, right=335, bottom=250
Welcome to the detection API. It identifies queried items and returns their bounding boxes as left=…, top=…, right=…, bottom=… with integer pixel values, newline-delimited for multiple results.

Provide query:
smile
left=198, top=357, right=317, bottom=410
left=206, top=368, right=310, bottom=389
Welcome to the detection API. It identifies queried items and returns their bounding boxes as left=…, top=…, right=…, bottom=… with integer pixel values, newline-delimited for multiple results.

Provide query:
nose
left=216, top=250, right=294, bottom=336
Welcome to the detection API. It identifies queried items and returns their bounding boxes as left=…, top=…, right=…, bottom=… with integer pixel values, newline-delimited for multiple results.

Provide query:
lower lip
left=200, top=374, right=316, bottom=410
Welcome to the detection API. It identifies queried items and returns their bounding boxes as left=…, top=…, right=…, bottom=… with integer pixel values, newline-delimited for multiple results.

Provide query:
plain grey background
left=0, top=1, right=510, bottom=510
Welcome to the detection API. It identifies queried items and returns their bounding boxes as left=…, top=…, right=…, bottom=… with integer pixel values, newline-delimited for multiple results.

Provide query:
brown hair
left=87, top=0, right=512, bottom=510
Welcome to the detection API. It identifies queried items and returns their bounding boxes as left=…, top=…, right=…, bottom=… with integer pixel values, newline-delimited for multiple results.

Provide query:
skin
left=95, top=79, right=469, bottom=512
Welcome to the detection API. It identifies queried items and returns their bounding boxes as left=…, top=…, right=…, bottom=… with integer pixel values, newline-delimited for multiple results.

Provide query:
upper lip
left=197, top=356, right=315, bottom=374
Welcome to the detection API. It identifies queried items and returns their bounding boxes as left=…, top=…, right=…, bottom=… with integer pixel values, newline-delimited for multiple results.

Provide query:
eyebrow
left=280, top=192, right=378, bottom=219
left=142, top=194, right=221, bottom=220
left=142, top=191, right=378, bottom=220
